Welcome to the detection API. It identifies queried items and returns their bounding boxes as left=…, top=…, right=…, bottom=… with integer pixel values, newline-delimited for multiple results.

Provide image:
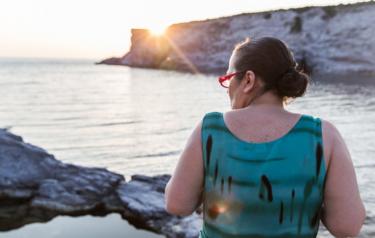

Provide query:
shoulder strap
left=201, top=111, right=222, bottom=171
left=313, top=116, right=326, bottom=185
left=202, top=111, right=222, bottom=129
left=302, top=115, right=327, bottom=201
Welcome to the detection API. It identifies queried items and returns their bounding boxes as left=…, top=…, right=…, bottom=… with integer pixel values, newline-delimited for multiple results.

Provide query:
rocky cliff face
left=98, top=1, right=375, bottom=82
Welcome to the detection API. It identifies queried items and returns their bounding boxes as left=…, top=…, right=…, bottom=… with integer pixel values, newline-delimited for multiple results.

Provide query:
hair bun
left=233, top=37, right=310, bottom=101
left=276, top=67, right=309, bottom=98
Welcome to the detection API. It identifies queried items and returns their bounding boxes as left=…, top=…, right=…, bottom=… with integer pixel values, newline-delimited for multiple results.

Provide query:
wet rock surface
left=0, top=128, right=202, bottom=238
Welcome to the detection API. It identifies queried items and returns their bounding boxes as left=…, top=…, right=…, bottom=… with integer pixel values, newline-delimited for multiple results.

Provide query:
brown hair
left=232, top=37, right=309, bottom=102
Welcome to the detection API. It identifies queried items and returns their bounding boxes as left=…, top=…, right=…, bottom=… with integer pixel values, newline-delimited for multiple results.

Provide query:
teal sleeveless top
left=199, top=111, right=327, bottom=238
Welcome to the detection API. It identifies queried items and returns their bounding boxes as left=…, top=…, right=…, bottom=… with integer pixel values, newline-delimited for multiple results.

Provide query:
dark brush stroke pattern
left=206, top=134, right=212, bottom=168
left=213, top=160, right=219, bottom=187
left=310, top=204, right=322, bottom=229
left=227, top=154, right=286, bottom=163
left=298, top=178, right=316, bottom=234
left=228, top=176, right=232, bottom=193
left=279, top=201, right=284, bottom=224
left=259, top=174, right=273, bottom=202
left=290, top=189, right=295, bottom=222
left=221, top=177, right=224, bottom=194
left=316, top=142, right=323, bottom=177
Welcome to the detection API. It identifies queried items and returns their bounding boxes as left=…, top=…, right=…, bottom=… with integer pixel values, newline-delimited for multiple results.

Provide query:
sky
left=0, top=0, right=367, bottom=60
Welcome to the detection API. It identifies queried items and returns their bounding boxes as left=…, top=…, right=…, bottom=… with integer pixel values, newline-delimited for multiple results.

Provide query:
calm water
left=0, top=214, right=163, bottom=238
left=0, top=58, right=374, bottom=237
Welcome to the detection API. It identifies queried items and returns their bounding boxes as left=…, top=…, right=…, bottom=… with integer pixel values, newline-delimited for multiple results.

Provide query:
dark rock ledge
left=0, top=128, right=202, bottom=237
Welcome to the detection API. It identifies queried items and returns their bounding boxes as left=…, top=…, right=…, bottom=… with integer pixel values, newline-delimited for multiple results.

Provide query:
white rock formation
left=99, top=1, right=375, bottom=83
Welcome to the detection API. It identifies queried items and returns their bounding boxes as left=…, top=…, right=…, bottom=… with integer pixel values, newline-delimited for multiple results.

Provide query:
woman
left=164, top=37, right=366, bottom=237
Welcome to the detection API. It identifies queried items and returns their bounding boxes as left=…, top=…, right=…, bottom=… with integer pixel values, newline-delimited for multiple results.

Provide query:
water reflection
left=0, top=214, right=163, bottom=238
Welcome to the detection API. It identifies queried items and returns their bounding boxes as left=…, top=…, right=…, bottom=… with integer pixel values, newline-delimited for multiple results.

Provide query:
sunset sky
left=0, top=0, right=367, bottom=59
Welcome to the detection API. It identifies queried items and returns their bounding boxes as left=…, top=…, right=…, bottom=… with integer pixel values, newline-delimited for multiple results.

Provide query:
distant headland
left=97, top=1, right=375, bottom=83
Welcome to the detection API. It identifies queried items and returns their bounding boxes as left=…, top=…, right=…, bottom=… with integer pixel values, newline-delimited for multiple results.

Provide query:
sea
left=0, top=57, right=374, bottom=237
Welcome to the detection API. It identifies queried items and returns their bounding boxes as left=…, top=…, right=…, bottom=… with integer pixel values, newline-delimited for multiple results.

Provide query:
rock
left=120, top=29, right=171, bottom=68
left=98, top=1, right=375, bottom=82
left=0, top=128, right=202, bottom=237
left=96, top=57, right=122, bottom=65
left=117, top=174, right=202, bottom=238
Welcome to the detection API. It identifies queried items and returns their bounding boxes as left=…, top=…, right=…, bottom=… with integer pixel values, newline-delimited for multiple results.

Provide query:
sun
left=148, top=25, right=168, bottom=36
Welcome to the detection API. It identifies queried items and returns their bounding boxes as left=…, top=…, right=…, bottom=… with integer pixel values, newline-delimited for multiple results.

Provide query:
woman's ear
left=242, top=70, right=257, bottom=93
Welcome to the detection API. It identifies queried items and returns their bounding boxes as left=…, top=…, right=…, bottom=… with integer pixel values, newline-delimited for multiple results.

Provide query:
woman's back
left=199, top=110, right=327, bottom=238
left=165, top=37, right=365, bottom=238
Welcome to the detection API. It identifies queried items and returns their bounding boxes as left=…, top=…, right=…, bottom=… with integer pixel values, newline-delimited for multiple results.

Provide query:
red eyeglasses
left=218, top=71, right=245, bottom=88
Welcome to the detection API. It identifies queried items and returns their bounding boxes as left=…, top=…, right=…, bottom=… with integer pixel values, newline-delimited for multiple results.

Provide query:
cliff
left=98, top=1, right=375, bottom=82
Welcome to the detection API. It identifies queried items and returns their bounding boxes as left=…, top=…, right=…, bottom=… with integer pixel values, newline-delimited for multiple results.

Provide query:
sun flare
left=148, top=25, right=168, bottom=36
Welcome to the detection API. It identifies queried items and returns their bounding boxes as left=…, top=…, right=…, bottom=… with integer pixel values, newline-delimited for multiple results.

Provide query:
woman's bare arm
left=321, top=119, right=366, bottom=237
left=164, top=119, right=204, bottom=216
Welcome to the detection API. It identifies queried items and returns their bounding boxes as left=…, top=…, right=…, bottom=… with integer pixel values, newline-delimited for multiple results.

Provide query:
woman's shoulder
left=319, top=118, right=340, bottom=150
left=319, top=117, right=344, bottom=172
